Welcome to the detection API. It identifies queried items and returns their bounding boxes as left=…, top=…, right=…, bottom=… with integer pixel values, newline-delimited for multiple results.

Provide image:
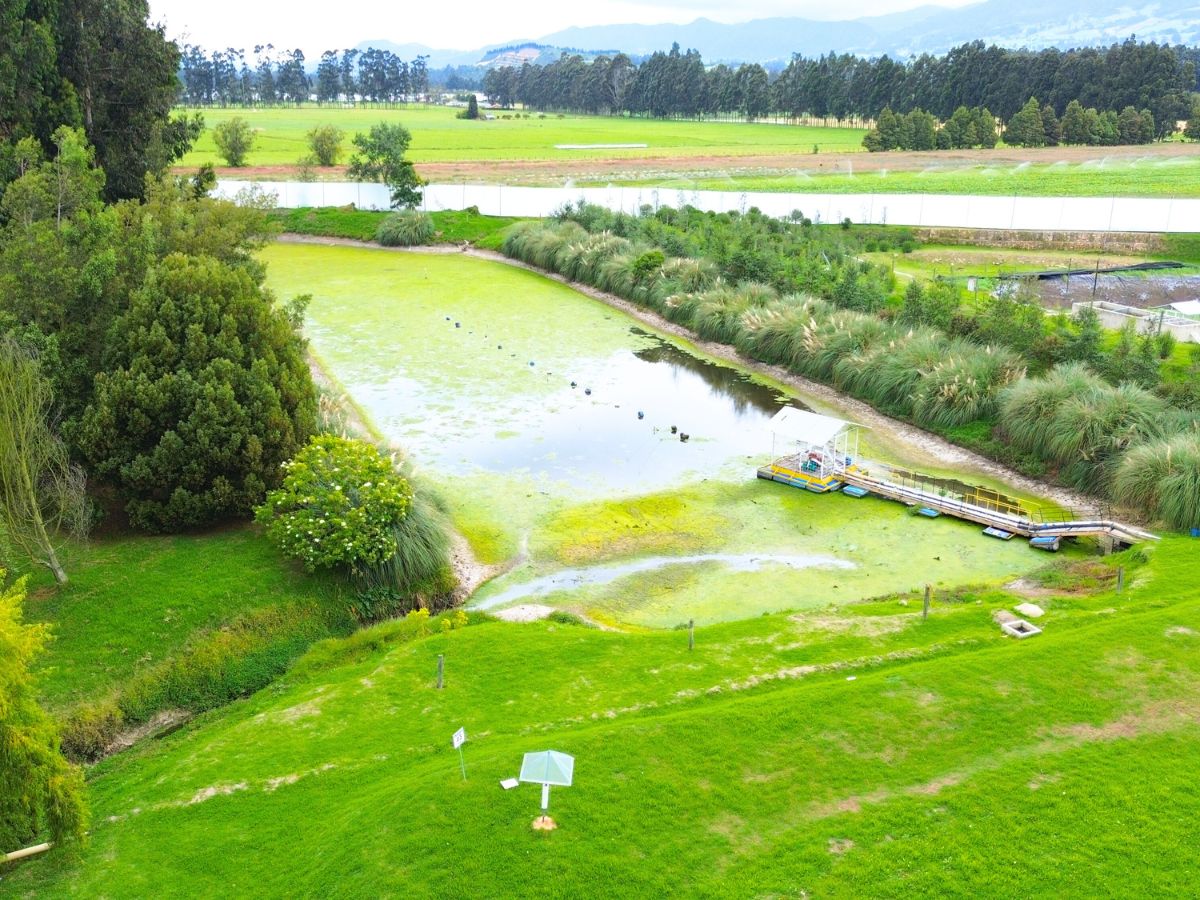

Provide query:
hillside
left=531, top=0, right=1200, bottom=62
left=350, top=0, right=1200, bottom=69
left=8, top=538, right=1199, bottom=896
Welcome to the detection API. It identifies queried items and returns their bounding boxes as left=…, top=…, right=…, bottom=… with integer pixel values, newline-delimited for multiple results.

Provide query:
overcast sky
left=149, top=0, right=979, bottom=55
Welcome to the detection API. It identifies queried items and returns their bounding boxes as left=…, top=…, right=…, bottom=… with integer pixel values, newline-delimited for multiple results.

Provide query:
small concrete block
left=1001, top=619, right=1042, bottom=639
left=500, top=778, right=519, bottom=790
left=1015, top=602, right=1045, bottom=618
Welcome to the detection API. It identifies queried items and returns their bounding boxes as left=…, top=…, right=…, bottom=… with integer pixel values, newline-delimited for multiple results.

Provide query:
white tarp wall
left=214, top=180, right=1200, bottom=233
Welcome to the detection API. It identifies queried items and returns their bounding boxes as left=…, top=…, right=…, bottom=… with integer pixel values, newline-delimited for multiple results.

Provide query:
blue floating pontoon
left=917, top=507, right=940, bottom=518
left=1029, top=535, right=1061, bottom=551
left=842, top=485, right=869, bottom=498
left=982, top=526, right=1014, bottom=540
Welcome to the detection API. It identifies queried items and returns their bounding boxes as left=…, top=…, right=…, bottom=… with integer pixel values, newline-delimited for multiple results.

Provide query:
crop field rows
left=181, top=106, right=1200, bottom=198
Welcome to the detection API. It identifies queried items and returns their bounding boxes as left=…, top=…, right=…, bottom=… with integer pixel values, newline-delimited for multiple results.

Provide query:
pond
left=347, top=323, right=795, bottom=494
left=263, top=243, right=1071, bottom=627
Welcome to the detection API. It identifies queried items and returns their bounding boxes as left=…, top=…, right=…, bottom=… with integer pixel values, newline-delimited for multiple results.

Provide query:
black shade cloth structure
left=519, top=750, right=575, bottom=813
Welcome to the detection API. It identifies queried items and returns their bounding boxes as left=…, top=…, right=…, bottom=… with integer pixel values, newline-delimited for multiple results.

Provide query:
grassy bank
left=269, top=207, right=516, bottom=249
left=8, top=536, right=1198, bottom=895
left=20, top=527, right=353, bottom=759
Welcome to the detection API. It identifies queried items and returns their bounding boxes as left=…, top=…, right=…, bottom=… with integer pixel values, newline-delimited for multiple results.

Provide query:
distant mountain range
left=359, top=0, right=1200, bottom=68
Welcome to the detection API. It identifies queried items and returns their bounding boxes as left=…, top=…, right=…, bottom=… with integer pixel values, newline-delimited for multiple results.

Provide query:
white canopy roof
left=519, top=750, right=575, bottom=787
left=768, top=407, right=859, bottom=446
left=1168, top=300, right=1200, bottom=317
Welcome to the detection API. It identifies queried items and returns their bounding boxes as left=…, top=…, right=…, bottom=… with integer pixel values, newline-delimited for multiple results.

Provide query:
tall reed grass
left=503, top=219, right=1198, bottom=529
left=1114, top=434, right=1200, bottom=530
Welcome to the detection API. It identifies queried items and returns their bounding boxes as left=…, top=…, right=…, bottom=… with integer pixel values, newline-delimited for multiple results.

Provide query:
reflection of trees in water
left=631, top=328, right=801, bottom=417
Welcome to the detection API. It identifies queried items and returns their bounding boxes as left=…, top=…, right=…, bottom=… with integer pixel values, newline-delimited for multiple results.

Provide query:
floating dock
left=758, top=407, right=1157, bottom=547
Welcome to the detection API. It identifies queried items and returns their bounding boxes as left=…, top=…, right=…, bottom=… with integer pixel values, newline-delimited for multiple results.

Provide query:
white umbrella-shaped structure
left=519, top=750, right=574, bottom=829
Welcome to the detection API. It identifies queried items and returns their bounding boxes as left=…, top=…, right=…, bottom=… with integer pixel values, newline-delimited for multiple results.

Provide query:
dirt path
left=280, top=233, right=1101, bottom=515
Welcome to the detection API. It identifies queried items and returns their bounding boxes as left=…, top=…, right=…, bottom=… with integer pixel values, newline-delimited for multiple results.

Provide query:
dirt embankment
left=189, top=140, right=1200, bottom=186
left=280, top=233, right=1102, bottom=515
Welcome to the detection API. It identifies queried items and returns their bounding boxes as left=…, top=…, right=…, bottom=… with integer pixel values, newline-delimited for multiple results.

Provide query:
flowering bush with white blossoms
left=255, top=435, right=412, bottom=571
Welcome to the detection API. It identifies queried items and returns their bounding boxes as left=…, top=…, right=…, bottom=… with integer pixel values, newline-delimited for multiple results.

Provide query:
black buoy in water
left=529, top=361, right=535, bottom=367
left=670, top=425, right=678, bottom=434
left=570, top=381, right=577, bottom=388
left=680, top=433, right=690, bottom=443
left=455, top=322, right=461, bottom=328
left=637, top=411, right=644, bottom=420
left=584, top=387, right=592, bottom=396
left=497, top=344, right=502, bottom=349
left=445, top=316, right=450, bottom=321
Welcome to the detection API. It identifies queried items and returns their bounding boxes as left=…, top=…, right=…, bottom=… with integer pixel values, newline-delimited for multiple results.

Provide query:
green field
left=9, top=535, right=1199, bottom=896
left=178, top=106, right=867, bottom=168
left=22, top=528, right=344, bottom=713
left=610, top=155, right=1200, bottom=198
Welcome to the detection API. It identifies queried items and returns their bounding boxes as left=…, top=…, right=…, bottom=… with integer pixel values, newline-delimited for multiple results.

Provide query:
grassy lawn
left=613, top=155, right=1200, bottom=198
left=20, top=527, right=348, bottom=713
left=179, top=106, right=866, bottom=168
left=8, top=536, right=1198, bottom=896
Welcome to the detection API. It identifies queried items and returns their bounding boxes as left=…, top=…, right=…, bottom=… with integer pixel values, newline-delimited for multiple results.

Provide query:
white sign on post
left=452, top=728, right=467, bottom=780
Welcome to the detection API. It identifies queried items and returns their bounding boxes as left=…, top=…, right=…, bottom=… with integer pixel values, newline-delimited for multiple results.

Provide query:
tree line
left=178, top=44, right=431, bottom=105
left=861, top=97, right=1159, bottom=150
left=478, top=38, right=1194, bottom=140
left=1, top=0, right=188, bottom=202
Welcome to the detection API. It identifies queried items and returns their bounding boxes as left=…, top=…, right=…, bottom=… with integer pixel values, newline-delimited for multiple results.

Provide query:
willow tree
left=0, top=339, right=88, bottom=584
left=0, top=570, right=88, bottom=850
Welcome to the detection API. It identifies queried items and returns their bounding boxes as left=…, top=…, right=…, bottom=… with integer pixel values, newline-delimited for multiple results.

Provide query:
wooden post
left=923, top=584, right=931, bottom=620
left=1116, top=566, right=1125, bottom=593
left=688, top=619, right=695, bottom=651
left=437, top=654, right=444, bottom=690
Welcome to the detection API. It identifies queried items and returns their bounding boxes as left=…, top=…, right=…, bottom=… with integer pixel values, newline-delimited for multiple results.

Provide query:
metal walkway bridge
left=758, top=459, right=1157, bottom=546
left=837, top=468, right=1157, bottom=545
